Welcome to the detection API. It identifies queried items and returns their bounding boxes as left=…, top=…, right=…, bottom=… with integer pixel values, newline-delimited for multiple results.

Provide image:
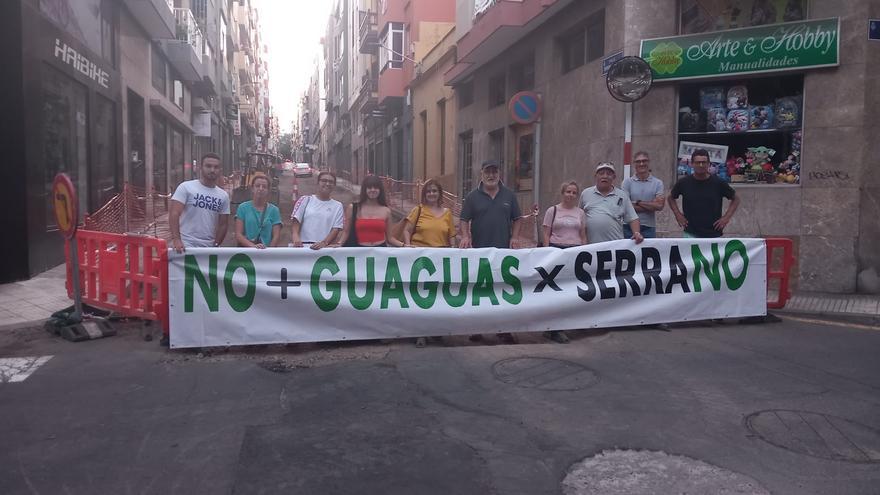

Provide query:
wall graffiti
left=808, top=170, right=850, bottom=181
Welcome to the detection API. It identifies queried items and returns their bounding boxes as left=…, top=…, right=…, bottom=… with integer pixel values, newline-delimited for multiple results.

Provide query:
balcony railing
left=359, top=10, right=378, bottom=54
left=174, top=8, right=203, bottom=63
left=473, top=0, right=498, bottom=18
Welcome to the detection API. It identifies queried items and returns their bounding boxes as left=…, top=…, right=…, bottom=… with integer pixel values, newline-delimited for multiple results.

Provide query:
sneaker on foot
left=415, top=337, right=427, bottom=348
left=498, top=332, right=517, bottom=344
left=468, top=334, right=484, bottom=342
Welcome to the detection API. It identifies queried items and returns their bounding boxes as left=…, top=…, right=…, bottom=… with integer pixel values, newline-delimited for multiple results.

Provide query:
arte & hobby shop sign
left=640, top=18, right=839, bottom=82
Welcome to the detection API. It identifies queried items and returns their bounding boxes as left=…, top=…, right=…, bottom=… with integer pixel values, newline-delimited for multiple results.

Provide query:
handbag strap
left=548, top=205, right=557, bottom=241
left=251, top=203, right=270, bottom=243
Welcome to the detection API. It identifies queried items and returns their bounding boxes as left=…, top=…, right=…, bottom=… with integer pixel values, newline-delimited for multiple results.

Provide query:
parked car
left=294, top=163, right=313, bottom=178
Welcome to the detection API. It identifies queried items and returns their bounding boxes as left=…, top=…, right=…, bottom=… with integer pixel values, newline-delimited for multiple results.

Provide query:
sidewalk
left=0, top=264, right=71, bottom=331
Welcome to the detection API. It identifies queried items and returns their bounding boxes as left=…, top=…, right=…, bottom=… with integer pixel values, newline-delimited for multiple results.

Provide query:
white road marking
left=0, top=356, right=53, bottom=383
left=781, top=315, right=880, bottom=331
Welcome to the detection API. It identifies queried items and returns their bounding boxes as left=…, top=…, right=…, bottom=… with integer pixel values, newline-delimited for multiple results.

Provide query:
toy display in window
left=774, top=97, right=801, bottom=128
left=726, top=86, right=748, bottom=109
left=699, top=87, right=725, bottom=111
left=746, top=146, right=776, bottom=182
left=679, top=107, right=704, bottom=132
left=727, top=109, right=750, bottom=132
left=749, top=106, right=774, bottom=130
left=707, top=107, right=727, bottom=131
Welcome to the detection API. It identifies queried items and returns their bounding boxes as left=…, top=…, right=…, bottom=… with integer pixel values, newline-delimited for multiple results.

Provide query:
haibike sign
left=54, top=38, right=110, bottom=89
left=168, top=239, right=768, bottom=348
left=640, top=18, right=839, bottom=81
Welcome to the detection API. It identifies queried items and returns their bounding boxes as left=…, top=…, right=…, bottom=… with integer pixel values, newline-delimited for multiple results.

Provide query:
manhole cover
left=562, top=450, right=769, bottom=495
left=492, top=357, right=598, bottom=391
left=745, top=409, right=880, bottom=463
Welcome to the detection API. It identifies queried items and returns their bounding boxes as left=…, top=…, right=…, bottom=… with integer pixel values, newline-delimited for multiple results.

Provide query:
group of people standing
left=169, top=148, right=740, bottom=345
left=540, top=149, right=740, bottom=250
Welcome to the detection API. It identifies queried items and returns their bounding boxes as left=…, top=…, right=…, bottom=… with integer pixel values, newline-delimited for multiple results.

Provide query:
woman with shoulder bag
left=403, top=179, right=455, bottom=248
left=539, top=180, right=588, bottom=344
left=339, top=175, right=405, bottom=248
left=401, top=179, right=455, bottom=347
left=234, top=174, right=282, bottom=248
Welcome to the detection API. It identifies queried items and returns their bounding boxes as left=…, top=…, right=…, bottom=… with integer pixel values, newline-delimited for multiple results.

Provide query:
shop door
left=42, top=65, right=88, bottom=230
left=91, top=95, right=117, bottom=211
left=127, top=90, right=146, bottom=190
left=514, top=125, right=535, bottom=191
left=152, top=116, right=168, bottom=194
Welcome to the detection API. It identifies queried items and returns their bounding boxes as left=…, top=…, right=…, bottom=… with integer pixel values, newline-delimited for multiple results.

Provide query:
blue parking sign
left=870, top=19, right=880, bottom=41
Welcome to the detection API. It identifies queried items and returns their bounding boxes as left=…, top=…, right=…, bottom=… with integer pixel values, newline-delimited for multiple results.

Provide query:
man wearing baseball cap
left=460, top=159, right=523, bottom=344
left=459, top=159, right=523, bottom=249
left=579, top=161, right=644, bottom=244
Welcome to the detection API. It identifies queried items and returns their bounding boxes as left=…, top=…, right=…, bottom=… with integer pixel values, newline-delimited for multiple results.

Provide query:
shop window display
left=677, top=74, right=803, bottom=185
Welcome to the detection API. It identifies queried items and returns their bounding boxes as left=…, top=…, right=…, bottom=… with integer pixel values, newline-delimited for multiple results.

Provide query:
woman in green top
left=234, top=174, right=282, bottom=248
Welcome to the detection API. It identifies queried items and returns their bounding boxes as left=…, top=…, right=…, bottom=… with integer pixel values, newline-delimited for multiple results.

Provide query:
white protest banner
left=168, top=239, right=767, bottom=349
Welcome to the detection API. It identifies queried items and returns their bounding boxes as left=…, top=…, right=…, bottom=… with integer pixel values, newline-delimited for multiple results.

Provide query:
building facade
left=0, top=0, right=273, bottom=283
left=446, top=0, right=878, bottom=293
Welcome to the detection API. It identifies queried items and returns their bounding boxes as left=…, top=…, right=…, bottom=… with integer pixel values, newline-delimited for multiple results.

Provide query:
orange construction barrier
left=66, top=230, right=169, bottom=334
left=765, top=238, right=794, bottom=309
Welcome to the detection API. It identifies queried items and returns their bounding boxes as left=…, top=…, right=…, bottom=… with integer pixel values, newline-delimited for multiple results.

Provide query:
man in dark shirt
left=459, top=159, right=523, bottom=344
left=459, top=160, right=523, bottom=248
left=668, top=148, right=740, bottom=237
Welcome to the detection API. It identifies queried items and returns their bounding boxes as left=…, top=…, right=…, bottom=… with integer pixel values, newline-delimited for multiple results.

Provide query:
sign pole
left=623, top=102, right=633, bottom=179
left=53, top=173, right=82, bottom=322
left=69, top=240, right=83, bottom=323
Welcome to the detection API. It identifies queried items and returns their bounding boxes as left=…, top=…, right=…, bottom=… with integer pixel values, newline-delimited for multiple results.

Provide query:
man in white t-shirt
left=169, top=153, right=230, bottom=253
left=290, top=171, right=344, bottom=249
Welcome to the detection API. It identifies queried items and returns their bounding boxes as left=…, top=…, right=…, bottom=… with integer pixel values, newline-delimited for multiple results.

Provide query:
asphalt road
left=1, top=314, right=879, bottom=494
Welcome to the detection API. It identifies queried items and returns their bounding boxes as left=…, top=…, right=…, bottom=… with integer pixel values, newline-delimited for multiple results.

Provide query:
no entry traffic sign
left=508, top=91, right=542, bottom=125
left=52, top=173, right=78, bottom=239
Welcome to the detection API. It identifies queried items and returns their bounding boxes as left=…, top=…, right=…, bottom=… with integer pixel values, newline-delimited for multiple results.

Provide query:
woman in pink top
left=540, top=181, right=587, bottom=344
left=542, top=181, right=588, bottom=248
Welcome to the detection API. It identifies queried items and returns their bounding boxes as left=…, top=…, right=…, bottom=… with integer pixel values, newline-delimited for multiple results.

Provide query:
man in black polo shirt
left=459, top=160, right=523, bottom=344
left=669, top=148, right=741, bottom=237
left=459, top=160, right=523, bottom=248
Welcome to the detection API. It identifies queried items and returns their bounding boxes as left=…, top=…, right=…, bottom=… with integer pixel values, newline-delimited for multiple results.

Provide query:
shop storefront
left=629, top=1, right=880, bottom=294
left=1, top=0, right=123, bottom=282
left=640, top=17, right=838, bottom=186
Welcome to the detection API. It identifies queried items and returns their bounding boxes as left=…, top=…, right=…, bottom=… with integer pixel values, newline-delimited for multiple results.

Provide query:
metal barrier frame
left=765, top=238, right=794, bottom=309
left=66, top=230, right=169, bottom=333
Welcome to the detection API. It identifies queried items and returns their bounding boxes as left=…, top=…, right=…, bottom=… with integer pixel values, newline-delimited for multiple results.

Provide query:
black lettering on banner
left=574, top=251, right=596, bottom=302
left=614, top=250, right=641, bottom=297
left=596, top=250, right=615, bottom=300
left=666, top=246, right=691, bottom=294
left=641, top=247, right=664, bottom=295
left=534, top=265, right=564, bottom=293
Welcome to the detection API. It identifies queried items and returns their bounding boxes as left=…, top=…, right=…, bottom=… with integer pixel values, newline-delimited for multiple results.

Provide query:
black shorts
left=549, top=243, right=578, bottom=249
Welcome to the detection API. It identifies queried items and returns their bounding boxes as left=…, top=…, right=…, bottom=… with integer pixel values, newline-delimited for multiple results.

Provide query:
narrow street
left=1, top=315, right=879, bottom=494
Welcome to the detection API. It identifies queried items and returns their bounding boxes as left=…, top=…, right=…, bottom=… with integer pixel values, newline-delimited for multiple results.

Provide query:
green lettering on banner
left=640, top=18, right=839, bottom=81
left=472, top=258, right=499, bottom=306
left=410, top=257, right=438, bottom=309
left=691, top=243, right=722, bottom=292
left=311, top=256, right=341, bottom=312
left=380, top=258, right=409, bottom=309
left=723, top=240, right=749, bottom=290
left=500, top=256, right=522, bottom=305
left=347, top=257, right=375, bottom=310
left=223, top=253, right=256, bottom=312
left=442, top=258, right=469, bottom=307
left=184, top=254, right=218, bottom=312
